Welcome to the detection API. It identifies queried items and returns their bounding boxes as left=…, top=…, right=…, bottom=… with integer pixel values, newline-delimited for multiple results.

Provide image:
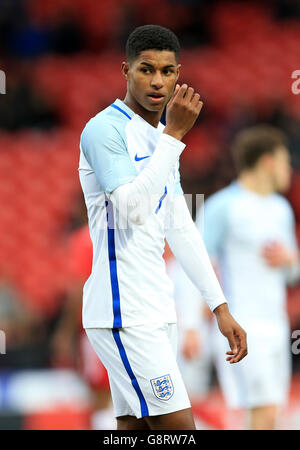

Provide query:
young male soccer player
left=193, top=125, right=299, bottom=429
left=78, top=25, right=247, bottom=430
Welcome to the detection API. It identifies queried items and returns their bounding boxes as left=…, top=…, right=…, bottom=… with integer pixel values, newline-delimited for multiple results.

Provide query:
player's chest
left=125, top=116, right=160, bottom=167
left=125, top=117, right=177, bottom=186
left=227, top=198, right=288, bottom=247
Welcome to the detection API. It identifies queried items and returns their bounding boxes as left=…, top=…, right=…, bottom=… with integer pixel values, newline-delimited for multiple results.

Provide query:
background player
left=78, top=25, right=247, bottom=430
left=187, top=125, right=299, bottom=429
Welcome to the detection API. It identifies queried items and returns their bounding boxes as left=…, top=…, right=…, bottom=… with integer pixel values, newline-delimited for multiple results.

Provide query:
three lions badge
left=150, top=374, right=174, bottom=401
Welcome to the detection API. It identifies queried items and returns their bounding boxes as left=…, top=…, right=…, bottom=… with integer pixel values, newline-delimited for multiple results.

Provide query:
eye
left=163, top=69, right=174, bottom=75
left=141, top=68, right=151, bottom=74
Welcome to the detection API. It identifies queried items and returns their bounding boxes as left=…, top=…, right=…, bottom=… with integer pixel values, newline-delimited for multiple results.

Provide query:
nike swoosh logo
left=135, top=154, right=150, bottom=161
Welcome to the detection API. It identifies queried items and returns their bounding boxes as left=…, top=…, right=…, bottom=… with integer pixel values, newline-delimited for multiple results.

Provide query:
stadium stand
left=1, top=1, right=299, bottom=317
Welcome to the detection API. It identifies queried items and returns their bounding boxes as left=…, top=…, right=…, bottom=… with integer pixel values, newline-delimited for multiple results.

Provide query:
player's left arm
left=165, top=194, right=247, bottom=363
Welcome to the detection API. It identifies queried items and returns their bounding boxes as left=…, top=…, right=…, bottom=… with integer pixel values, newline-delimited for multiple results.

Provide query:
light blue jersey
left=201, top=181, right=297, bottom=409
left=199, top=181, right=297, bottom=332
left=79, top=99, right=183, bottom=328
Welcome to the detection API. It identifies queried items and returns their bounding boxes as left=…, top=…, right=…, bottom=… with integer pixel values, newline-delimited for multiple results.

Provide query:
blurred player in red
left=51, top=224, right=115, bottom=429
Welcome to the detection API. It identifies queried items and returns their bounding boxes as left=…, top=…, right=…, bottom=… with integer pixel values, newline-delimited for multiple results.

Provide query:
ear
left=175, top=63, right=181, bottom=83
left=122, top=62, right=130, bottom=81
left=261, top=153, right=274, bottom=170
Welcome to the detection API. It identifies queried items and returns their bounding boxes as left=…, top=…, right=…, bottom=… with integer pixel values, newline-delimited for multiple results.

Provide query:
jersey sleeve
left=280, top=198, right=300, bottom=285
left=80, top=118, right=137, bottom=194
left=197, top=191, right=228, bottom=258
left=284, top=200, right=298, bottom=251
left=165, top=195, right=227, bottom=312
left=174, top=163, right=184, bottom=196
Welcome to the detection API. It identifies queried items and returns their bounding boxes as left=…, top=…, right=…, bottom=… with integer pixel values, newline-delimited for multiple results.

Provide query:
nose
left=150, top=71, right=163, bottom=89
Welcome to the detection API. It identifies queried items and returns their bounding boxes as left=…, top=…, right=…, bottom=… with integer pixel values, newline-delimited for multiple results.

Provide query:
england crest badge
left=150, top=374, right=174, bottom=401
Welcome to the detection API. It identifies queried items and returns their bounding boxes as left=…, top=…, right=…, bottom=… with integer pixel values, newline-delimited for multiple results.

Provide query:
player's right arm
left=80, top=84, right=202, bottom=226
left=163, top=83, right=203, bottom=141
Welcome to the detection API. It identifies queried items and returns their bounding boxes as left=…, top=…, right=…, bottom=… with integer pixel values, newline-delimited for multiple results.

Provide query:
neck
left=123, top=93, right=162, bottom=128
left=238, top=169, right=274, bottom=196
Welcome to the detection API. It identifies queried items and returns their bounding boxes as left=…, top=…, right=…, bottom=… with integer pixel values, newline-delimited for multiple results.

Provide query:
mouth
left=147, top=93, right=165, bottom=104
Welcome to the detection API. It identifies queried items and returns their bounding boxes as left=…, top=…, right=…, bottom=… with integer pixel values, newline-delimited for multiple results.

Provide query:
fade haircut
left=126, top=25, right=180, bottom=63
left=231, top=125, right=288, bottom=173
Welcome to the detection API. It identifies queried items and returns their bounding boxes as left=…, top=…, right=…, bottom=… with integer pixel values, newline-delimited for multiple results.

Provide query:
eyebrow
left=140, top=62, right=176, bottom=69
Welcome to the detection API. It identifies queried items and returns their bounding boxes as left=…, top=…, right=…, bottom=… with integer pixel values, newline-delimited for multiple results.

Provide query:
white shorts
left=212, top=323, right=291, bottom=409
left=85, top=323, right=191, bottom=419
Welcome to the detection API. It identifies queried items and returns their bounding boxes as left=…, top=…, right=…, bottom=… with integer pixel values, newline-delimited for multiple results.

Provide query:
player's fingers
left=229, top=332, right=247, bottom=363
left=227, top=344, right=240, bottom=362
left=191, top=93, right=203, bottom=114
left=191, top=92, right=201, bottom=106
left=226, top=349, right=239, bottom=360
left=196, top=100, right=204, bottom=114
left=238, top=331, right=248, bottom=359
left=168, top=84, right=180, bottom=105
left=184, top=86, right=194, bottom=103
left=226, top=331, right=238, bottom=355
left=230, top=349, right=247, bottom=363
left=175, top=83, right=188, bottom=100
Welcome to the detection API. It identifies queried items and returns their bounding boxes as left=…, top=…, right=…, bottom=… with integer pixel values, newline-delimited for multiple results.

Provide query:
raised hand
left=262, top=241, right=298, bottom=268
left=164, top=83, right=203, bottom=141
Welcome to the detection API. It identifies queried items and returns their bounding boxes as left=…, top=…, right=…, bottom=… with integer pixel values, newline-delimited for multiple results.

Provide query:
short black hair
left=231, top=124, right=288, bottom=173
left=126, top=25, right=180, bottom=62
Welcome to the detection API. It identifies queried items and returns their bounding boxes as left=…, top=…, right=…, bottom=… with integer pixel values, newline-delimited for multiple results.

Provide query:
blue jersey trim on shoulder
left=111, top=103, right=132, bottom=120
left=112, top=329, right=149, bottom=417
left=105, top=197, right=122, bottom=328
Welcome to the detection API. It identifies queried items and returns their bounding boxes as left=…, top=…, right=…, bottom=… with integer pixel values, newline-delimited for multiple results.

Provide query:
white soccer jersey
left=201, top=181, right=298, bottom=333
left=79, top=99, right=183, bottom=329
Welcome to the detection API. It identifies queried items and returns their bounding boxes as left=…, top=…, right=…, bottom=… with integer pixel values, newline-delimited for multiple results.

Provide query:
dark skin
left=122, top=49, right=181, bottom=128
left=117, top=49, right=247, bottom=430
